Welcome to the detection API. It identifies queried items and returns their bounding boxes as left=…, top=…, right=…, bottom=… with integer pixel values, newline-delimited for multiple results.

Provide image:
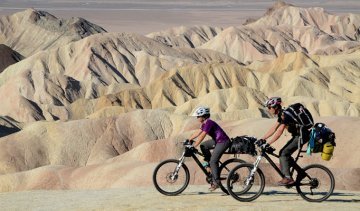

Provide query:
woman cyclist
left=188, top=106, right=231, bottom=191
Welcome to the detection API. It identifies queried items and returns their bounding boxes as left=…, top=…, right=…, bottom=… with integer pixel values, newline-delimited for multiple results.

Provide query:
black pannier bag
left=228, top=136, right=257, bottom=155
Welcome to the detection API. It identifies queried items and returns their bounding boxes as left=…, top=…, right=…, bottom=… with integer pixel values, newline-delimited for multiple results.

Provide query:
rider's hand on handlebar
left=185, top=139, right=194, bottom=144
left=255, top=139, right=266, bottom=147
left=260, top=143, right=270, bottom=150
left=184, top=139, right=195, bottom=148
left=189, top=139, right=195, bottom=145
left=184, top=141, right=198, bottom=153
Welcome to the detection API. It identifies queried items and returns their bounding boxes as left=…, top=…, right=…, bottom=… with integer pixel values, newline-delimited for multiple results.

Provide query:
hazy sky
left=1, top=0, right=360, bottom=12
left=1, top=1, right=360, bottom=34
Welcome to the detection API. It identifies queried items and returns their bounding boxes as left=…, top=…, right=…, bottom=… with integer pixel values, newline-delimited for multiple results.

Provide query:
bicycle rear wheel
left=218, top=158, right=246, bottom=195
left=226, top=163, right=265, bottom=202
left=296, top=164, right=335, bottom=202
left=153, top=159, right=190, bottom=196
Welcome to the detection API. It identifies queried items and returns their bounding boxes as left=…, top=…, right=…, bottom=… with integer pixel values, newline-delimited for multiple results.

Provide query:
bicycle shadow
left=326, top=192, right=360, bottom=203
left=184, top=191, right=228, bottom=196
left=262, top=190, right=360, bottom=203
left=180, top=188, right=360, bottom=202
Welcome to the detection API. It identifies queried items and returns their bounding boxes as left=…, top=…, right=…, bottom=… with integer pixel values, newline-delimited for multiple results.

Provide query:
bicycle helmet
left=192, top=106, right=210, bottom=117
left=265, top=97, right=282, bottom=108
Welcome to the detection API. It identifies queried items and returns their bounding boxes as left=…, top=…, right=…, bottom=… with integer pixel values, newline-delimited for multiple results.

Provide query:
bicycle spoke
left=296, top=164, right=335, bottom=202
left=218, top=159, right=246, bottom=194
left=226, top=163, right=265, bottom=202
left=153, top=159, right=190, bottom=196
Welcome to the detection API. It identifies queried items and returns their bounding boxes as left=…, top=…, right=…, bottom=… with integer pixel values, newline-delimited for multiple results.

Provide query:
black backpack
left=228, top=136, right=257, bottom=155
left=283, top=103, right=314, bottom=129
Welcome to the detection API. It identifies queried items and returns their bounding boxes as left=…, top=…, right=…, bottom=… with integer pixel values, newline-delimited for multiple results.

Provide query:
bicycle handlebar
left=254, top=139, right=276, bottom=154
left=180, top=139, right=200, bottom=155
left=253, top=139, right=306, bottom=163
left=183, top=139, right=194, bottom=146
left=254, top=139, right=266, bottom=146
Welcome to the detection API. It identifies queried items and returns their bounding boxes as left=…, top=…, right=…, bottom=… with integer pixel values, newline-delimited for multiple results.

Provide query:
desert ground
left=0, top=185, right=359, bottom=210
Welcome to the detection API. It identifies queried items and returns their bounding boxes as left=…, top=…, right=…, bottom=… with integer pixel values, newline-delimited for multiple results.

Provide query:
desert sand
left=0, top=186, right=359, bottom=210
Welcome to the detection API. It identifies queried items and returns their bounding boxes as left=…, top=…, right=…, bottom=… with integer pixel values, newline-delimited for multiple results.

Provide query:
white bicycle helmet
left=265, top=97, right=282, bottom=108
left=192, top=106, right=210, bottom=117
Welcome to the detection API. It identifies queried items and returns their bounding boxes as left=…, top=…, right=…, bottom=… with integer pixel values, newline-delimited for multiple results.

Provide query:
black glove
left=184, top=139, right=194, bottom=148
left=185, top=139, right=193, bottom=144
left=260, top=143, right=270, bottom=150
left=189, top=139, right=195, bottom=145
left=255, top=139, right=266, bottom=146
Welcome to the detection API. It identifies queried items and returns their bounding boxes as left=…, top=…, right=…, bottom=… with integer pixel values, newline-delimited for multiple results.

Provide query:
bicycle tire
left=296, top=164, right=335, bottom=202
left=153, top=159, right=190, bottom=196
left=218, top=158, right=246, bottom=195
left=226, top=163, right=265, bottom=202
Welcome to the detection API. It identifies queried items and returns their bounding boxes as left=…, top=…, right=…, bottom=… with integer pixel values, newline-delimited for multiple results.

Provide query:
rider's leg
left=209, top=140, right=231, bottom=187
left=200, top=139, right=215, bottom=162
left=278, top=136, right=300, bottom=185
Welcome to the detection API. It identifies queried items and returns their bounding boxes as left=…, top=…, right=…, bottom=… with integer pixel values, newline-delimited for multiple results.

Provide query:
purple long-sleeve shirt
left=201, top=119, right=229, bottom=143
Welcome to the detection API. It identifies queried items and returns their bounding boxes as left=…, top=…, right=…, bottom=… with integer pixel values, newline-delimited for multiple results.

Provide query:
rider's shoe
left=277, top=177, right=294, bottom=186
left=208, top=183, right=219, bottom=191
left=202, top=162, right=211, bottom=173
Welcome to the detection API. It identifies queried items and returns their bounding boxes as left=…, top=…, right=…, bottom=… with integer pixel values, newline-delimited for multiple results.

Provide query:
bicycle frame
left=192, top=152, right=213, bottom=176
left=170, top=141, right=246, bottom=193
left=252, top=147, right=307, bottom=181
left=177, top=147, right=212, bottom=178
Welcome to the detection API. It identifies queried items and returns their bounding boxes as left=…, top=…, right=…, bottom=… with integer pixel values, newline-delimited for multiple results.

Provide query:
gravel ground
left=0, top=185, right=359, bottom=211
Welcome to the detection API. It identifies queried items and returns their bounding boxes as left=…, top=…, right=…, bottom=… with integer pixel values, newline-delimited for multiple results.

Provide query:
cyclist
left=260, top=97, right=313, bottom=186
left=188, top=106, right=231, bottom=191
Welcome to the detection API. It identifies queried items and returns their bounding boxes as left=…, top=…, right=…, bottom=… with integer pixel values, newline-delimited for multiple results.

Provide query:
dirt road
left=0, top=185, right=359, bottom=210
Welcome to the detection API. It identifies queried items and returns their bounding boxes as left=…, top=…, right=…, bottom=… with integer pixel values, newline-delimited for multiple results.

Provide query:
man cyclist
left=260, top=97, right=313, bottom=185
left=188, top=106, right=231, bottom=191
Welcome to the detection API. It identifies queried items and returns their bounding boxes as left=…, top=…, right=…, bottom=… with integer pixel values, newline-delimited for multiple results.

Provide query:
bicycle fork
left=246, top=155, right=262, bottom=186
left=170, top=153, right=186, bottom=181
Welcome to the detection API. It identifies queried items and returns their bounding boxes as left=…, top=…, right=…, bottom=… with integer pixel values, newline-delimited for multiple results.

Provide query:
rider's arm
left=193, top=131, right=207, bottom=147
left=261, top=121, right=281, bottom=140
left=188, top=129, right=202, bottom=141
left=267, top=123, right=286, bottom=145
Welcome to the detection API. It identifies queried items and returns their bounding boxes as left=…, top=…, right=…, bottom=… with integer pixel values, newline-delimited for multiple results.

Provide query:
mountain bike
left=226, top=139, right=335, bottom=202
left=153, top=140, right=246, bottom=196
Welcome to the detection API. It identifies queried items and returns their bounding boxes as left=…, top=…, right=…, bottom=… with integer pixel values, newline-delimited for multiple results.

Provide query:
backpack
left=283, top=103, right=314, bottom=129
left=307, top=123, right=336, bottom=161
left=228, top=136, right=257, bottom=155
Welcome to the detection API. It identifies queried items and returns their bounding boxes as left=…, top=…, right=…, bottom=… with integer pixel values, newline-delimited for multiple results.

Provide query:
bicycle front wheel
left=226, top=163, right=265, bottom=202
left=153, top=159, right=190, bottom=196
left=296, top=164, right=335, bottom=202
left=218, top=158, right=246, bottom=195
